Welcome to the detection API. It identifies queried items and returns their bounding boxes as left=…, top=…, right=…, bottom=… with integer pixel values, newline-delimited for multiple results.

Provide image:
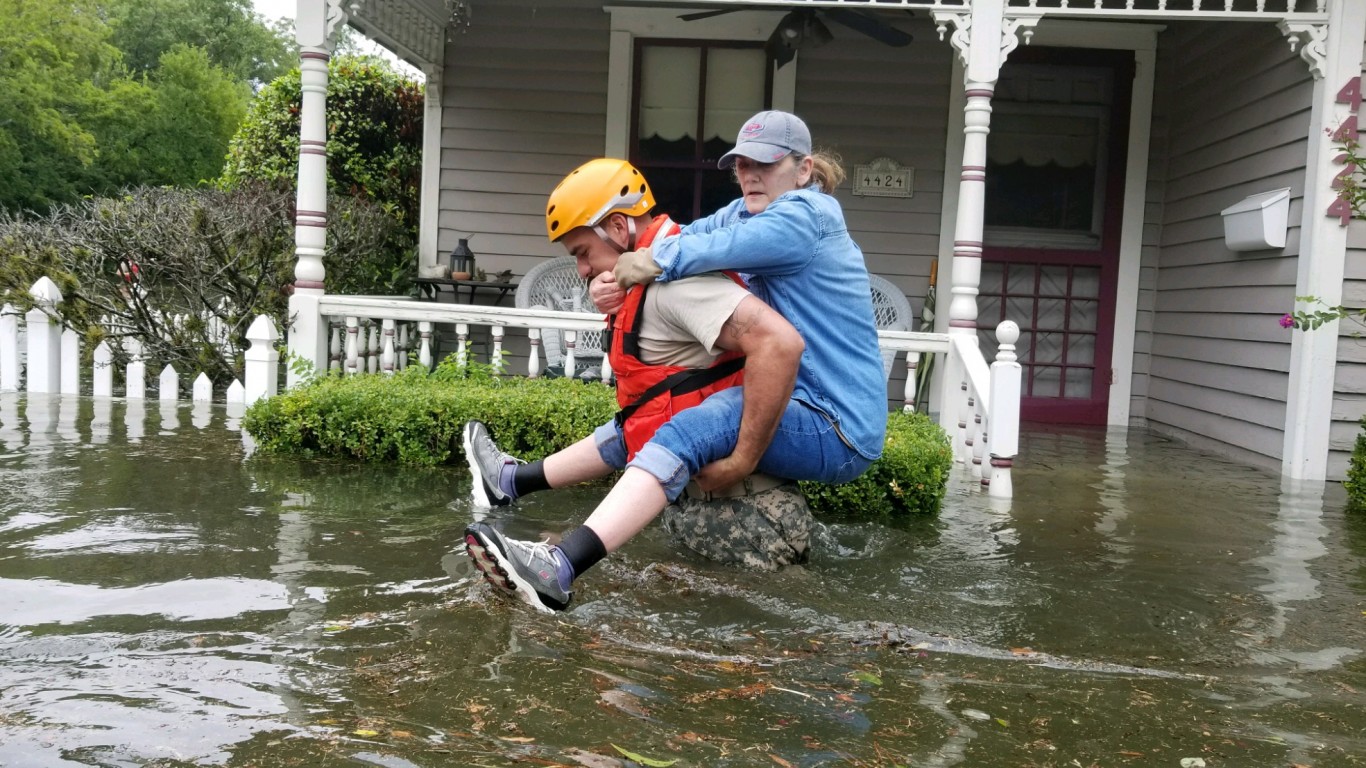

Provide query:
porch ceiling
left=622, top=0, right=1329, bottom=22
left=347, top=0, right=448, bottom=72
left=348, top=0, right=1330, bottom=71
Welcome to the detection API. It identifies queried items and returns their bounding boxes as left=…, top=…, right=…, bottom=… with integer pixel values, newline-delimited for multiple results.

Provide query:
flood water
left=1, top=393, right=1363, bottom=768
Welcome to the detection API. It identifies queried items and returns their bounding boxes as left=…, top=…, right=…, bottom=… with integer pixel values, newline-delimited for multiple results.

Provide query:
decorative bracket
left=1279, top=21, right=1328, bottom=80
left=1001, top=16, right=1041, bottom=60
left=934, top=12, right=1041, bottom=72
left=933, top=11, right=971, bottom=71
left=325, top=0, right=351, bottom=45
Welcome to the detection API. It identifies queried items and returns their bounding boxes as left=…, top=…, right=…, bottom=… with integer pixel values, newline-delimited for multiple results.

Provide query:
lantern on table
left=448, top=237, right=476, bottom=280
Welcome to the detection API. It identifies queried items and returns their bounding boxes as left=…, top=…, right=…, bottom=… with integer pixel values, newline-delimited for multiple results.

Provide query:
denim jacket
left=651, top=188, right=887, bottom=460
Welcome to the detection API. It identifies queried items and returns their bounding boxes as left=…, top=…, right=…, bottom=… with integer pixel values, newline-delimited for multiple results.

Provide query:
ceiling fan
left=678, top=6, right=913, bottom=68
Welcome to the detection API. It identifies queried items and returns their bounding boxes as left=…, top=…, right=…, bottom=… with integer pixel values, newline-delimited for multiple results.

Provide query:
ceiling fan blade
left=678, top=8, right=742, bottom=21
left=821, top=8, right=913, bottom=47
left=765, top=13, right=801, bottom=69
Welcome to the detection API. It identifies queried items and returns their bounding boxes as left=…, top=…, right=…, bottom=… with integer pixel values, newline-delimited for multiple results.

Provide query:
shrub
left=0, top=184, right=414, bottom=388
left=244, top=368, right=955, bottom=519
left=221, top=56, right=422, bottom=228
left=243, top=362, right=619, bottom=466
left=801, top=410, right=953, bottom=521
left=1346, top=421, right=1366, bottom=513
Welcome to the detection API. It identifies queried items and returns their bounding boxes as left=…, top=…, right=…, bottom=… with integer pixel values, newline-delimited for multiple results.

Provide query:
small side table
left=415, top=278, right=518, bottom=305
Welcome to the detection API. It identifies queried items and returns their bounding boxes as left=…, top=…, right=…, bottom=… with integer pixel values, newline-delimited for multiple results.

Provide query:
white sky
left=251, top=0, right=296, bottom=23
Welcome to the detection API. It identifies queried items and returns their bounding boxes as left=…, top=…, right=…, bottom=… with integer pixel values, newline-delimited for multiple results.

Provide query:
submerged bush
left=243, top=362, right=618, bottom=466
left=1346, top=421, right=1366, bottom=513
left=244, top=366, right=955, bottom=519
left=801, top=410, right=953, bottom=520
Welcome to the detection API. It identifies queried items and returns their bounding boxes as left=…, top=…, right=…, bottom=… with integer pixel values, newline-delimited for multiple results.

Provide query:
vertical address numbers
left=1329, top=76, right=1361, bottom=227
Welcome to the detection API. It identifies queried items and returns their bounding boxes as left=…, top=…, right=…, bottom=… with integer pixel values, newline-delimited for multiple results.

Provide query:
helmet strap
left=593, top=214, right=638, bottom=253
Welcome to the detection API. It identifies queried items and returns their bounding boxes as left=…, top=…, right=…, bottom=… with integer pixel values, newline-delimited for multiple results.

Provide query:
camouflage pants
left=659, top=476, right=811, bottom=571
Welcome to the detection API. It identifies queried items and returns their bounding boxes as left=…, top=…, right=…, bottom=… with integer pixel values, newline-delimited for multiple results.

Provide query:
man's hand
left=694, top=454, right=759, bottom=493
left=613, top=247, right=662, bottom=289
left=589, top=271, right=625, bottom=314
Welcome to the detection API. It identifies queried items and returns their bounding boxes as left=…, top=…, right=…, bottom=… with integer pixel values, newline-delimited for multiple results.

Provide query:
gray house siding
left=1328, top=46, right=1366, bottom=480
left=790, top=15, right=950, bottom=402
left=1333, top=218, right=1366, bottom=479
left=437, top=0, right=610, bottom=277
left=1143, top=20, right=1309, bottom=471
left=792, top=15, right=951, bottom=305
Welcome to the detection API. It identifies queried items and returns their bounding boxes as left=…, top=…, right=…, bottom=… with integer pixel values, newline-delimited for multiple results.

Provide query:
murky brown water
left=1, top=393, right=1363, bottom=767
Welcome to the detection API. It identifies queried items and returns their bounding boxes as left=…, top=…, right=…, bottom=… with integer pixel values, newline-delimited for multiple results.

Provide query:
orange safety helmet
left=545, top=158, right=655, bottom=242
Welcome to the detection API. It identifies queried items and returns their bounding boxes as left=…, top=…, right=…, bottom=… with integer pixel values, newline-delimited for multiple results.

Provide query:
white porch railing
left=2, top=275, right=1023, bottom=497
left=307, top=295, right=1024, bottom=497
left=315, top=296, right=611, bottom=380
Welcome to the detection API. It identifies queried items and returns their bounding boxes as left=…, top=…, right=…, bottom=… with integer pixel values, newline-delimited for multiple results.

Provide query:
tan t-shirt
left=636, top=272, right=750, bottom=368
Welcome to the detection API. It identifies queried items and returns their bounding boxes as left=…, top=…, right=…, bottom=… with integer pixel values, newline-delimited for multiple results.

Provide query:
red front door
left=978, top=47, right=1133, bottom=425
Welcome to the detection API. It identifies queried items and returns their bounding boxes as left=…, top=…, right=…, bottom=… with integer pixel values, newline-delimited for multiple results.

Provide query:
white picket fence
left=1, top=277, right=284, bottom=406
left=4, top=275, right=1023, bottom=497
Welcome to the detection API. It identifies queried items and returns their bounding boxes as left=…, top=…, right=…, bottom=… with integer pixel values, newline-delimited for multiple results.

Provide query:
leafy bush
left=1346, top=421, right=1366, bottom=514
left=0, top=184, right=416, bottom=387
left=801, top=411, right=953, bottom=520
left=244, top=368, right=955, bottom=519
left=243, top=362, right=619, bottom=466
left=221, top=56, right=422, bottom=225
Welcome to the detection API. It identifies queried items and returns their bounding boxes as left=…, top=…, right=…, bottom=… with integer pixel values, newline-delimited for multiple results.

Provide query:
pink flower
left=1280, top=314, right=1296, bottom=329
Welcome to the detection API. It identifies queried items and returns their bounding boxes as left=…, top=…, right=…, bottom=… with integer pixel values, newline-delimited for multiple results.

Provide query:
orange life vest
left=608, top=215, right=747, bottom=460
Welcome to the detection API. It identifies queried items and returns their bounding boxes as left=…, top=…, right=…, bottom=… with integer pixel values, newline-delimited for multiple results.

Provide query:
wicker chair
left=514, top=256, right=605, bottom=379
left=867, top=273, right=914, bottom=382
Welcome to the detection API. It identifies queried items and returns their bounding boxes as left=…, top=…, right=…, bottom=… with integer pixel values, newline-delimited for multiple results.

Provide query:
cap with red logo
left=718, top=110, right=813, bottom=169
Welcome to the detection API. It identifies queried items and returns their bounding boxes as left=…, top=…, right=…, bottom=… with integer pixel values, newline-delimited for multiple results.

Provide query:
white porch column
left=932, top=0, right=1015, bottom=437
left=419, top=70, right=444, bottom=269
left=287, top=0, right=347, bottom=388
left=1280, top=2, right=1366, bottom=480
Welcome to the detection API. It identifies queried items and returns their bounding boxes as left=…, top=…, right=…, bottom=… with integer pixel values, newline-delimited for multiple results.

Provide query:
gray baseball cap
left=718, top=110, right=812, bottom=169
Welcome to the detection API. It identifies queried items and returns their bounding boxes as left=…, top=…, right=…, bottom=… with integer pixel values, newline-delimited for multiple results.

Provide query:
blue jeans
left=592, top=387, right=873, bottom=502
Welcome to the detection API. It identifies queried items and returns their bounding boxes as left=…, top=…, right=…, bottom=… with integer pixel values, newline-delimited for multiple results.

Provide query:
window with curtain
left=632, top=41, right=770, bottom=223
left=984, top=64, right=1113, bottom=249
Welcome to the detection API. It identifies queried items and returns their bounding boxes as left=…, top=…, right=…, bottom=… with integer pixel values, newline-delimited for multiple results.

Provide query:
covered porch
left=284, top=0, right=1363, bottom=484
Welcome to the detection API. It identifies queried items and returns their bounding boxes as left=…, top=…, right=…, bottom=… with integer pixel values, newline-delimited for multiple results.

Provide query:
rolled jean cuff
left=592, top=421, right=629, bottom=470
left=627, top=442, right=691, bottom=502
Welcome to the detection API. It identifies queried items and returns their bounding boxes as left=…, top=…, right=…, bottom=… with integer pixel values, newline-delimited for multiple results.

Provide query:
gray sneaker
left=464, top=523, right=572, bottom=613
left=463, top=420, right=519, bottom=508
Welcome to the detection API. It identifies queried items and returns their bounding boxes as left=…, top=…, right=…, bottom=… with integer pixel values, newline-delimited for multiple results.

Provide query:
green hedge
left=1347, top=421, right=1366, bottom=514
left=800, top=410, right=953, bottom=521
left=243, top=365, right=954, bottom=518
left=244, top=363, right=618, bottom=466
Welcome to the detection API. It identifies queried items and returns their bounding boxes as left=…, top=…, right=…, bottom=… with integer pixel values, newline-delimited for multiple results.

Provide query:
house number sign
left=853, top=157, right=913, bottom=198
left=1329, top=76, right=1361, bottom=227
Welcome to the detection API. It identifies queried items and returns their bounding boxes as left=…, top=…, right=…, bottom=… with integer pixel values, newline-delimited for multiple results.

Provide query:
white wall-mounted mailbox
left=1220, top=187, right=1291, bottom=251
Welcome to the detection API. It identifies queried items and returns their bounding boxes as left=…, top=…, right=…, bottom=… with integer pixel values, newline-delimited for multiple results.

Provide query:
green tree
left=221, top=56, right=424, bottom=296
left=103, top=0, right=295, bottom=84
left=221, top=56, right=424, bottom=229
left=0, top=0, right=287, bottom=211
left=0, top=0, right=121, bottom=212
left=89, top=45, right=252, bottom=188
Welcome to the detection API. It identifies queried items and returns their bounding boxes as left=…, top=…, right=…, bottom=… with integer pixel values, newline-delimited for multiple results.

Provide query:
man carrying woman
left=464, top=111, right=886, bottom=613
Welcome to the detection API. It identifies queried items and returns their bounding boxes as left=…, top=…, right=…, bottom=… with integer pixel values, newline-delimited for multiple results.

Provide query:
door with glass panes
left=631, top=40, right=772, bottom=223
left=978, top=48, right=1133, bottom=425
